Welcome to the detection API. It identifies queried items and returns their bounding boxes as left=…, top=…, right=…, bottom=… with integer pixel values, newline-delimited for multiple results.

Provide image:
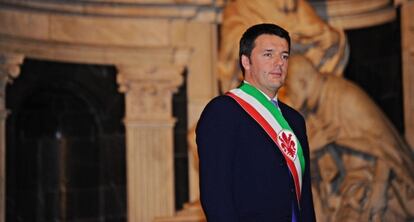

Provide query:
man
left=196, top=23, right=316, bottom=222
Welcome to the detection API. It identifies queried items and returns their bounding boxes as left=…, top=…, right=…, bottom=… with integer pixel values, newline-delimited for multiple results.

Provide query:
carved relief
left=217, top=0, right=348, bottom=92
left=285, top=55, right=414, bottom=222
left=400, top=0, right=414, bottom=148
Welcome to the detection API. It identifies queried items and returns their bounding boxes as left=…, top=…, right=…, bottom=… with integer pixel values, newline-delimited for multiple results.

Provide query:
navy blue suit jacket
left=196, top=95, right=316, bottom=222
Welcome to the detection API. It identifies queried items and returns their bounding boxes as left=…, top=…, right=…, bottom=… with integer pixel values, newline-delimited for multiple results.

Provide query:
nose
left=274, top=56, right=284, bottom=66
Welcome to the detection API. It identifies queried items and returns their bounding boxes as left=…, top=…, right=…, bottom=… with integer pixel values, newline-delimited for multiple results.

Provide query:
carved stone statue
left=218, top=0, right=348, bottom=92
left=285, top=54, right=414, bottom=222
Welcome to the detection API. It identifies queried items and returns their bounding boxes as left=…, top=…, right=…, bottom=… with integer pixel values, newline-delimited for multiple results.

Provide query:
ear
left=241, top=55, right=251, bottom=72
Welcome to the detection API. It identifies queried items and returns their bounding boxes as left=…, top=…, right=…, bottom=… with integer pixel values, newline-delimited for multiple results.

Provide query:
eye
left=282, top=54, right=289, bottom=60
left=264, top=52, right=273, bottom=57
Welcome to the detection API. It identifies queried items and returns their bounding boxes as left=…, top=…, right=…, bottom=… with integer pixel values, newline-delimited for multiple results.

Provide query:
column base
left=154, top=201, right=205, bottom=222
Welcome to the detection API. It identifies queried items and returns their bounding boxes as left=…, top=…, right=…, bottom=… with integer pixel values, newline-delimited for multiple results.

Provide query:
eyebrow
left=263, top=49, right=289, bottom=54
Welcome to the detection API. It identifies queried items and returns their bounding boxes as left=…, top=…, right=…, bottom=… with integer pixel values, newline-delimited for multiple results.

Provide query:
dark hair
left=239, top=23, right=291, bottom=75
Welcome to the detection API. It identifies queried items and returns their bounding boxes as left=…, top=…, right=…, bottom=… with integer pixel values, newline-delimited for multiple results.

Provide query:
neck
left=243, top=81, right=277, bottom=99
left=261, top=88, right=277, bottom=99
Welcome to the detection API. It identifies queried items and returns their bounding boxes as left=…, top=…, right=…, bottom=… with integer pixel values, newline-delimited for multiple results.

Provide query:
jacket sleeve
left=196, top=97, right=239, bottom=222
left=299, top=116, right=317, bottom=222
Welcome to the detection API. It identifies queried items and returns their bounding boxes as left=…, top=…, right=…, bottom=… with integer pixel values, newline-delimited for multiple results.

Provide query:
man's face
left=242, top=34, right=289, bottom=98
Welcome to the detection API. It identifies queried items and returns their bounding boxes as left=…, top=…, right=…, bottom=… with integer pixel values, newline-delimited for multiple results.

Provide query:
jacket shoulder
left=199, top=95, right=242, bottom=117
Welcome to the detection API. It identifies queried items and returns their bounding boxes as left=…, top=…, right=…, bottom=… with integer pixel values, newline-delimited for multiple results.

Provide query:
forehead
left=253, top=34, right=289, bottom=51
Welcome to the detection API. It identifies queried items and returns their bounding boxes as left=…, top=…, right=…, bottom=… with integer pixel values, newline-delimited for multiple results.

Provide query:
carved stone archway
left=0, top=1, right=222, bottom=221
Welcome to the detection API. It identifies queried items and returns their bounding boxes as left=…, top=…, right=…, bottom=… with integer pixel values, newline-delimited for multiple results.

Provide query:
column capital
left=0, top=52, right=24, bottom=112
left=0, top=52, right=24, bottom=81
left=116, top=64, right=185, bottom=122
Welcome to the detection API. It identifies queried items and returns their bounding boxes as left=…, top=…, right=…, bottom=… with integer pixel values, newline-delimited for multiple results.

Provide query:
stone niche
left=6, top=59, right=126, bottom=222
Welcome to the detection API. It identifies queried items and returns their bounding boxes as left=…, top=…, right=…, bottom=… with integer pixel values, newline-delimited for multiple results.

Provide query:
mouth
left=269, top=71, right=282, bottom=77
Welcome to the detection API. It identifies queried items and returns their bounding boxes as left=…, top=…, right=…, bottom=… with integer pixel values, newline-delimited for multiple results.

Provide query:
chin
left=269, top=80, right=282, bottom=86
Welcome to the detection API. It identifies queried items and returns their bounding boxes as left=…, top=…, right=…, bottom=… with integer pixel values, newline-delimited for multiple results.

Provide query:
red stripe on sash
left=227, top=92, right=278, bottom=142
left=286, top=159, right=301, bottom=201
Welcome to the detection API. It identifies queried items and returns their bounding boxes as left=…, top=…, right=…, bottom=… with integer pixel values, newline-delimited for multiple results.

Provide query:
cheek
left=256, top=59, right=272, bottom=70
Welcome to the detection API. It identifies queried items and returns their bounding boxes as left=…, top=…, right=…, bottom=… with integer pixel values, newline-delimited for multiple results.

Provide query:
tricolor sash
left=226, top=83, right=305, bottom=205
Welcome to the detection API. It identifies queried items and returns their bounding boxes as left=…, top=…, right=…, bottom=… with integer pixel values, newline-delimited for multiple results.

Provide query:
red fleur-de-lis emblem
left=277, top=130, right=297, bottom=160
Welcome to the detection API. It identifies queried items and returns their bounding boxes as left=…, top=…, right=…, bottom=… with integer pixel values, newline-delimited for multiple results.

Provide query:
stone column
left=116, top=64, right=184, bottom=222
left=401, top=0, right=414, bottom=149
left=0, top=52, right=23, bottom=222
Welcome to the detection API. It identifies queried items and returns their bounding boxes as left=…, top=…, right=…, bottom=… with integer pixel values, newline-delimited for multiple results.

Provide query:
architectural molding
left=0, top=35, right=193, bottom=67
left=0, top=1, right=221, bottom=56
left=0, top=0, right=224, bottom=19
